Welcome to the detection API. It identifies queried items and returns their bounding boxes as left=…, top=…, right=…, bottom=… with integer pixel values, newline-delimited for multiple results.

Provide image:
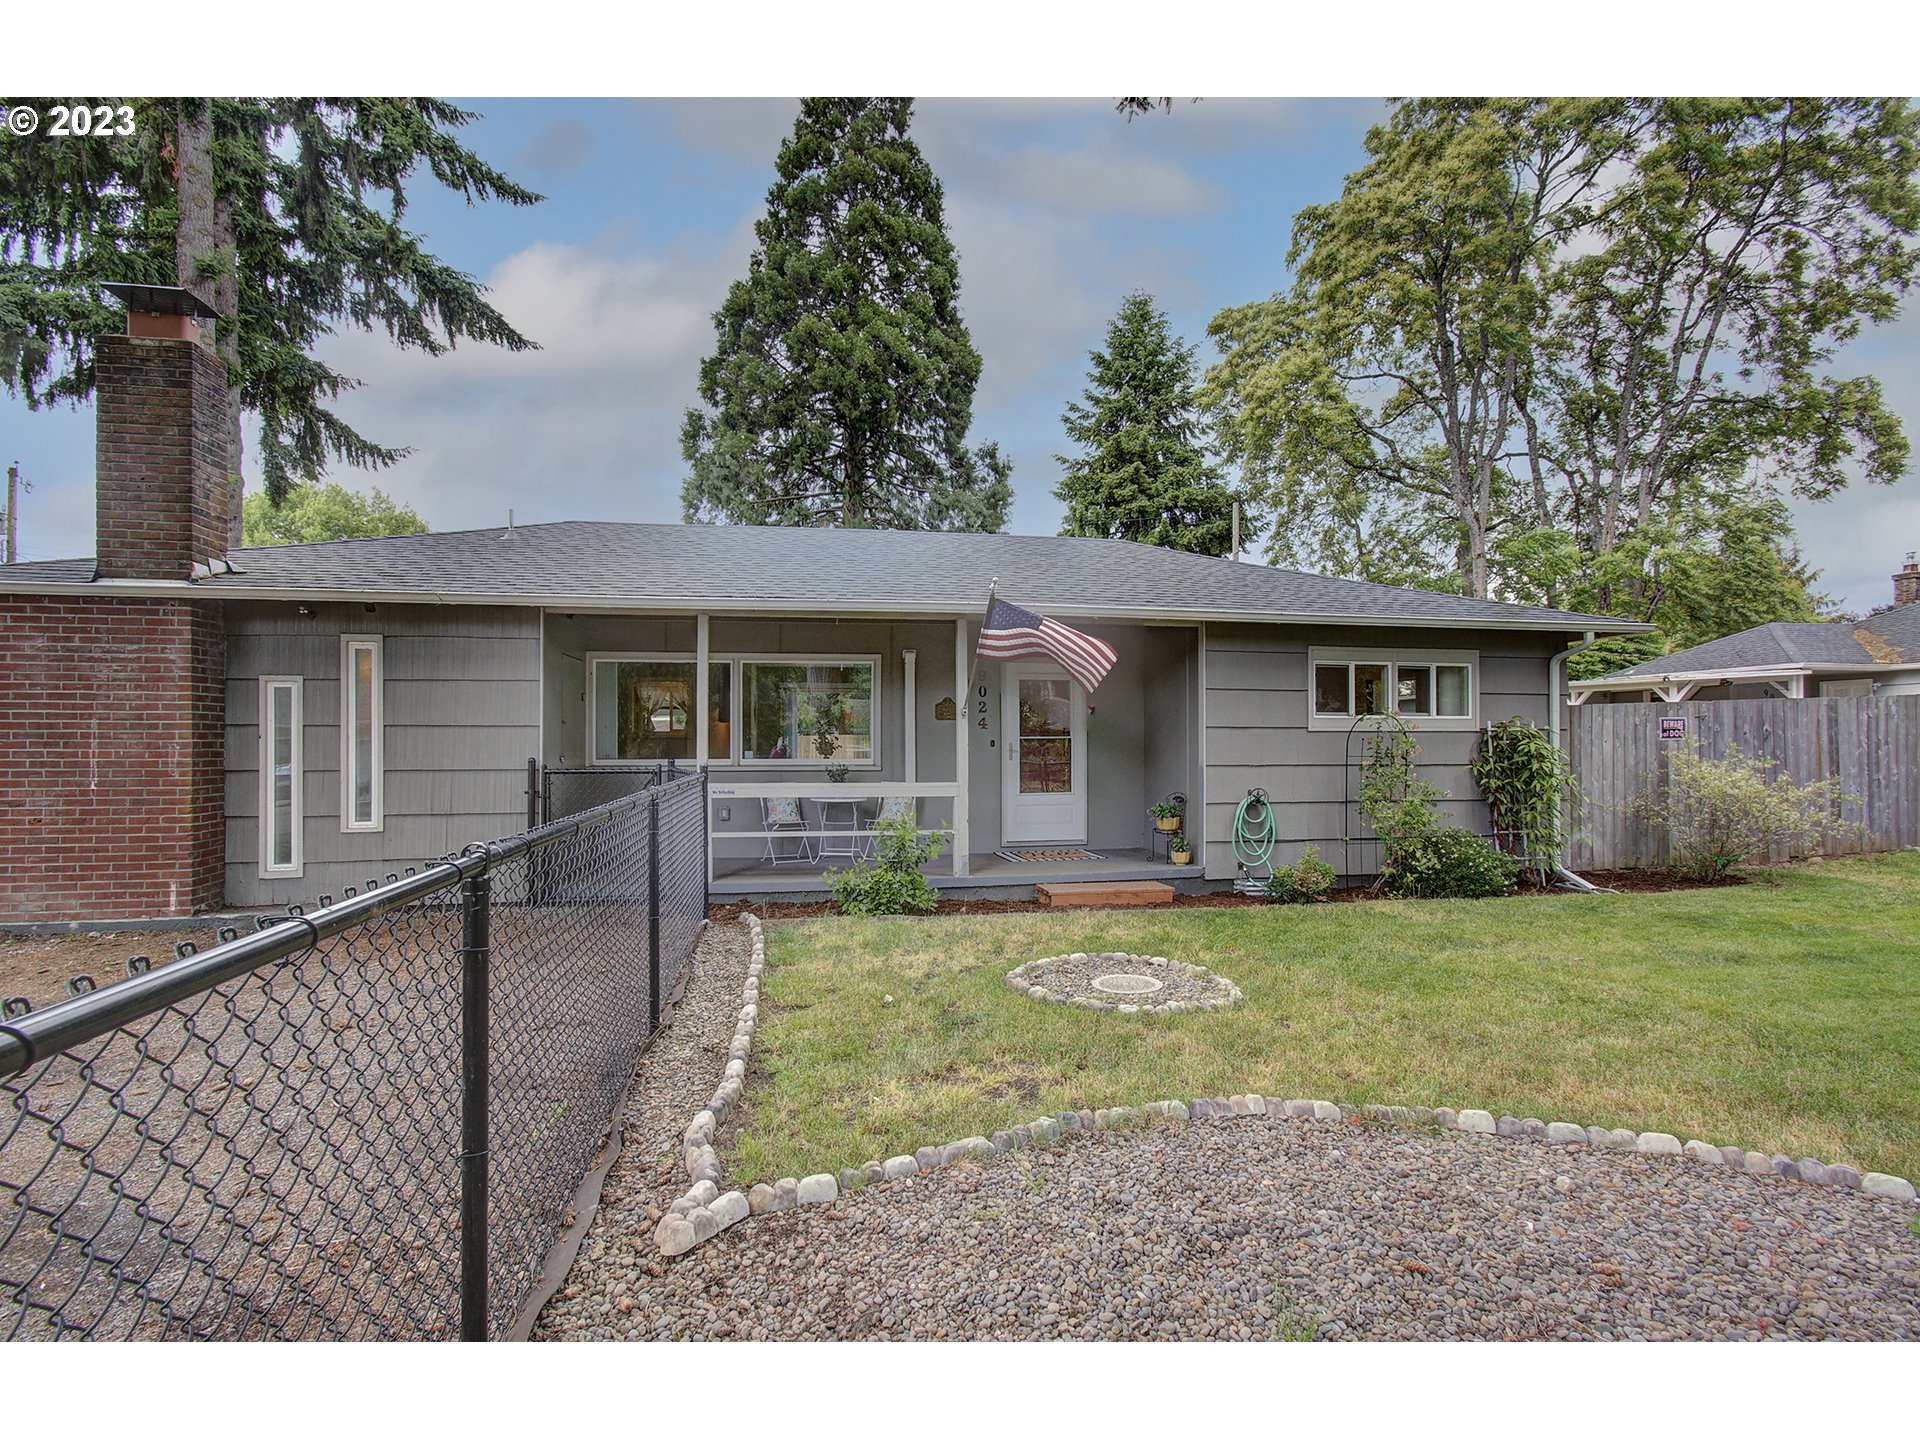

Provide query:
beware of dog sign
left=1659, top=716, right=1688, bottom=741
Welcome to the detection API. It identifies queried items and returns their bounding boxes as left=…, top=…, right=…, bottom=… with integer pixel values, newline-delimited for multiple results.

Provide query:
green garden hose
left=1232, top=789, right=1276, bottom=885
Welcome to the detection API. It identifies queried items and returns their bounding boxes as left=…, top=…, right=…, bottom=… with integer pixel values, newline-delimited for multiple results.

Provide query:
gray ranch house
left=0, top=300, right=1643, bottom=920
left=6, top=519, right=1644, bottom=911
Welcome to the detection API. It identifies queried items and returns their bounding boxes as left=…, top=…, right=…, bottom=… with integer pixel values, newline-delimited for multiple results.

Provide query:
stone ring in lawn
left=1006, top=953, right=1243, bottom=1014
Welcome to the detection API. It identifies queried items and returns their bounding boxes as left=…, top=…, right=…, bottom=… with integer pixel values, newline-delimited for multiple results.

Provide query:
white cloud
left=310, top=221, right=759, bottom=532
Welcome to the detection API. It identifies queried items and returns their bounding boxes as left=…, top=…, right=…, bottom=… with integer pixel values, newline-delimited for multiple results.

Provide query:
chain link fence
left=538, top=764, right=671, bottom=826
left=0, top=771, right=709, bottom=1342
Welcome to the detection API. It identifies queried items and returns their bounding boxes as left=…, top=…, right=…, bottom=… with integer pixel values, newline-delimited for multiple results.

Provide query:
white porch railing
left=705, top=781, right=962, bottom=881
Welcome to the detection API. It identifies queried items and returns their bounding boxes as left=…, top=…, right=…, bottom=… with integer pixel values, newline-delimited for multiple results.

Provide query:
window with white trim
left=341, top=635, right=383, bottom=831
left=586, top=654, right=879, bottom=767
left=260, top=675, right=303, bottom=876
left=1308, top=648, right=1477, bottom=730
left=590, top=656, right=731, bottom=764
left=738, top=658, right=877, bottom=766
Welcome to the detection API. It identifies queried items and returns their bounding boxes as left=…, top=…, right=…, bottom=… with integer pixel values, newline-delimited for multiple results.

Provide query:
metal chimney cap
left=101, top=282, right=222, bottom=320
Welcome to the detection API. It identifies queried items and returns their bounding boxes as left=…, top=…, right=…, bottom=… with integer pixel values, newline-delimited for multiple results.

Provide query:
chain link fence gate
left=0, top=770, right=710, bottom=1342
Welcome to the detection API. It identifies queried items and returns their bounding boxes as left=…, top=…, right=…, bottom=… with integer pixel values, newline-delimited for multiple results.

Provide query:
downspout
left=1547, top=631, right=1617, bottom=894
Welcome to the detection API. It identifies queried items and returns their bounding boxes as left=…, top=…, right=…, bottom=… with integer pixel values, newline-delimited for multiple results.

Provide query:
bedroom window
left=341, top=636, right=383, bottom=831
left=591, top=658, right=730, bottom=764
left=739, top=659, right=877, bottom=765
left=260, top=676, right=303, bottom=876
left=1310, top=650, right=1477, bottom=730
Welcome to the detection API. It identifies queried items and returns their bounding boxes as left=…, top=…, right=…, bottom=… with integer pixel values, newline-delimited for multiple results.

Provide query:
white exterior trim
left=258, top=675, right=304, bottom=878
left=1306, top=646, right=1480, bottom=732
left=338, top=634, right=384, bottom=832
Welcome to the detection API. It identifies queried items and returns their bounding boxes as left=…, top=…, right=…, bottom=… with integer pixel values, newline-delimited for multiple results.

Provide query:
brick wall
left=94, top=334, right=231, bottom=580
left=0, top=596, right=226, bottom=922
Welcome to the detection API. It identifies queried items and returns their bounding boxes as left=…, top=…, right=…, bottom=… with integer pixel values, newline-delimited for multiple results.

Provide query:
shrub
left=1394, top=826, right=1520, bottom=899
left=1631, top=752, right=1855, bottom=881
left=1470, top=717, right=1578, bottom=873
left=1266, top=846, right=1336, bottom=903
left=829, top=815, right=948, bottom=916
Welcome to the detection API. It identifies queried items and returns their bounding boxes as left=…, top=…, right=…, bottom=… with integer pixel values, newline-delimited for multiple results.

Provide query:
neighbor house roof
left=0, top=521, right=1645, bottom=634
left=1576, top=604, right=1920, bottom=690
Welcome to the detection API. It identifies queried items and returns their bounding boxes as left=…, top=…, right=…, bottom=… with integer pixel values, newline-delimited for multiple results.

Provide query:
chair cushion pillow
left=766, top=797, right=803, bottom=826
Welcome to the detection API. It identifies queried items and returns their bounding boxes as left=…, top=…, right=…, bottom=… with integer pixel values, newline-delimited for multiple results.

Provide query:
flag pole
left=963, top=576, right=999, bottom=703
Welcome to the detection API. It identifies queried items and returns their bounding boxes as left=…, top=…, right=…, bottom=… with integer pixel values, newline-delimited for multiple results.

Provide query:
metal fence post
left=647, top=791, right=662, bottom=1035
left=525, top=757, right=539, bottom=832
left=459, top=868, right=492, bottom=1341
left=700, top=767, right=711, bottom=920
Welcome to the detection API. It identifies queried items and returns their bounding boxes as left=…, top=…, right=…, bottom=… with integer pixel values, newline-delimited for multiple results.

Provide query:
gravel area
left=1008, top=952, right=1241, bottom=1013
left=531, top=919, right=752, bottom=1340
left=545, top=1120, right=1920, bottom=1340
left=535, top=920, right=1919, bottom=1342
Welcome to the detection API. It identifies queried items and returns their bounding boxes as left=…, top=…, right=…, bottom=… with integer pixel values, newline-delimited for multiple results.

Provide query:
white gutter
left=0, top=577, right=1653, bottom=636
left=1548, top=631, right=1598, bottom=752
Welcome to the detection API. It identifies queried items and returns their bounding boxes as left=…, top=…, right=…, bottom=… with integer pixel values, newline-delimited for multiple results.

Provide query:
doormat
left=995, top=848, right=1106, bottom=863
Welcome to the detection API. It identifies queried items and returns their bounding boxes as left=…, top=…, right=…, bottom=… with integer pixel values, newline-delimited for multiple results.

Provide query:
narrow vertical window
left=341, top=636, right=384, bottom=830
left=261, top=676, right=303, bottom=876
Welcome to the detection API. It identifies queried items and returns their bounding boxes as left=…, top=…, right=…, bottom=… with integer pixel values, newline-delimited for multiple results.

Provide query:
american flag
left=975, top=596, right=1117, bottom=693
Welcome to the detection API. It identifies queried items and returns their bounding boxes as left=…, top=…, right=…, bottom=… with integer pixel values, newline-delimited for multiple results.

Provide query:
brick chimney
left=0, top=283, right=232, bottom=921
left=94, top=283, right=230, bottom=581
left=1896, top=552, right=1920, bottom=609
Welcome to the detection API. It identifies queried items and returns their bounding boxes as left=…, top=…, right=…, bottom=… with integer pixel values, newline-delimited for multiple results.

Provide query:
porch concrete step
left=1036, top=880, right=1176, bottom=909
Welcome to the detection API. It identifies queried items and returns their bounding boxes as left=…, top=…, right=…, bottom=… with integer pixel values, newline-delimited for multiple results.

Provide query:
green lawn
left=729, top=854, right=1920, bottom=1185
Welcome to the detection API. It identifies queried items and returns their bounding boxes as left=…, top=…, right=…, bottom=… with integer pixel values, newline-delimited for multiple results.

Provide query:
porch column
left=902, top=648, right=918, bottom=784
left=953, top=617, right=969, bottom=877
left=696, top=613, right=712, bottom=887
left=695, top=613, right=711, bottom=767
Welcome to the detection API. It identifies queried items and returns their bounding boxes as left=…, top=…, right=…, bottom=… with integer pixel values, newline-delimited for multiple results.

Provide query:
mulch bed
left=706, top=868, right=1746, bottom=923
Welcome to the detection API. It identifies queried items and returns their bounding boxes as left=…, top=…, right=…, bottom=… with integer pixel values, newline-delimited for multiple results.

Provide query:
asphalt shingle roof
left=0, top=521, right=1639, bottom=631
left=1606, top=604, right=1920, bottom=678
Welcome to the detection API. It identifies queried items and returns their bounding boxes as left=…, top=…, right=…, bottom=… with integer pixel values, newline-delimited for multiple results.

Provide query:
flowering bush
left=1396, top=826, right=1520, bottom=899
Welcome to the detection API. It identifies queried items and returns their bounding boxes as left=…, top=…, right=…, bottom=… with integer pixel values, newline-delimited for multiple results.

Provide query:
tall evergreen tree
left=0, top=97, right=540, bottom=523
left=680, top=98, right=1011, bottom=531
left=1056, top=290, right=1245, bottom=555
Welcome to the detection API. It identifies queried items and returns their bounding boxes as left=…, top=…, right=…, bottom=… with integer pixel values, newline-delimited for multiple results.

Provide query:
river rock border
left=652, top=922, right=1917, bottom=1258
left=1005, top=952, right=1244, bottom=1014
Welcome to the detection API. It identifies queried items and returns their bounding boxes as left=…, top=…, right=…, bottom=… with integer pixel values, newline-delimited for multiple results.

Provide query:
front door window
left=1017, top=677, right=1073, bottom=793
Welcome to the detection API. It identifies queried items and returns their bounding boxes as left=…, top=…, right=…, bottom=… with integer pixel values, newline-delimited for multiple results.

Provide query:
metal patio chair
left=761, top=795, right=814, bottom=866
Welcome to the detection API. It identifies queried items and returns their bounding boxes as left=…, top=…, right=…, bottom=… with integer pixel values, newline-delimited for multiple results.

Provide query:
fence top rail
left=0, top=773, right=708, bottom=1081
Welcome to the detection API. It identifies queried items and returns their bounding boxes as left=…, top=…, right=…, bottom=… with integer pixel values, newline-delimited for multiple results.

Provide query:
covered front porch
left=538, top=608, right=1203, bottom=895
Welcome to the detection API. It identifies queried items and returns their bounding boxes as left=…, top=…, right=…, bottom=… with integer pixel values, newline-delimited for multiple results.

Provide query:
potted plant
left=1150, top=801, right=1182, bottom=833
left=1169, top=832, right=1194, bottom=865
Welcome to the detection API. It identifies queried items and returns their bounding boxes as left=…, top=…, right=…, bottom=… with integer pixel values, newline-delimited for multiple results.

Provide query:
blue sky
left=5, top=96, right=1917, bottom=613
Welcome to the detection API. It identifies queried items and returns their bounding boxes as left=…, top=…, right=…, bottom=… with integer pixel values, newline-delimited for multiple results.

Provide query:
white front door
left=1001, top=664, right=1087, bottom=845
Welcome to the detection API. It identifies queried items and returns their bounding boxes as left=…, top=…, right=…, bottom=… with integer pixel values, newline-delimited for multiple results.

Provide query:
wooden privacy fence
left=1568, top=694, right=1920, bottom=871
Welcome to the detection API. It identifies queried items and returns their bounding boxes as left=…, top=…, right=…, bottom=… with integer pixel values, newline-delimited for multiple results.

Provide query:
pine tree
left=1055, top=291, right=1244, bottom=555
left=0, top=97, right=540, bottom=518
left=680, top=98, right=1011, bottom=531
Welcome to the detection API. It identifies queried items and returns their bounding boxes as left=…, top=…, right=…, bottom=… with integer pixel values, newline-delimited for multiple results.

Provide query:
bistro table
left=809, top=794, right=872, bottom=861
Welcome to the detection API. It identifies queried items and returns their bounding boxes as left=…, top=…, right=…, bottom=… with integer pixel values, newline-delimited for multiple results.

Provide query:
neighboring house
left=1571, top=566, right=1920, bottom=706
left=0, top=291, right=1645, bottom=922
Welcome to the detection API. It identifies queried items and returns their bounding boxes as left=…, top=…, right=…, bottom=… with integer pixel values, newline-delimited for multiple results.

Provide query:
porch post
left=953, top=618, right=969, bottom=877
left=902, top=649, right=918, bottom=783
left=695, top=613, right=711, bottom=768
left=696, top=613, right=712, bottom=888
